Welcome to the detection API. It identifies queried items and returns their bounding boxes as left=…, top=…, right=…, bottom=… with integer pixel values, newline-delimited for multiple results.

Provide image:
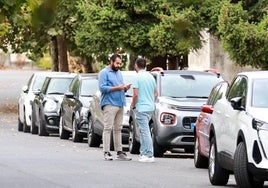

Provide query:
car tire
left=22, top=113, right=30, bottom=133
left=72, top=118, right=83, bottom=143
left=208, top=137, right=229, bottom=185
left=38, top=110, right=49, bottom=136
left=194, top=137, right=208, bottom=168
left=110, top=132, right=114, bottom=151
left=30, top=109, right=38, bottom=134
left=151, top=125, right=164, bottom=157
left=59, top=115, right=70, bottom=139
left=87, top=115, right=101, bottom=147
left=128, top=120, right=140, bottom=154
left=18, top=118, right=23, bottom=132
left=234, top=142, right=264, bottom=188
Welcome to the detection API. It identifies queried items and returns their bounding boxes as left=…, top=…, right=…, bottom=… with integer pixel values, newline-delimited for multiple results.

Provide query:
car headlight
left=252, top=118, right=268, bottom=131
left=44, top=100, right=57, bottom=112
left=160, top=112, right=176, bottom=126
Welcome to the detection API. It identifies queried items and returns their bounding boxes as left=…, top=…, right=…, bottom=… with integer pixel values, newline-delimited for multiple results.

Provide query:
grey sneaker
left=103, top=152, right=113, bottom=160
left=116, top=151, right=132, bottom=161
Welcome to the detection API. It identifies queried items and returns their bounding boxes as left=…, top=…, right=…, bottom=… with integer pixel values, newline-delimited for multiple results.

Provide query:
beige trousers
left=102, top=105, right=123, bottom=152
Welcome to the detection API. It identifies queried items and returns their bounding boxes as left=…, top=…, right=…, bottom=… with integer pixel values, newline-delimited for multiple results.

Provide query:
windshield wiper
left=47, top=92, right=63, bottom=95
left=186, top=96, right=208, bottom=99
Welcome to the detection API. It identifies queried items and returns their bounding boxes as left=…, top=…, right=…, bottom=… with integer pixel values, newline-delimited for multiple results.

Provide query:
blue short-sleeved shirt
left=132, top=70, right=156, bottom=112
left=98, top=66, right=126, bottom=109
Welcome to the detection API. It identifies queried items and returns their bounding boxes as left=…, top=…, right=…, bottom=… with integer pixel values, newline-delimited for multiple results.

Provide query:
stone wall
left=188, top=31, right=257, bottom=82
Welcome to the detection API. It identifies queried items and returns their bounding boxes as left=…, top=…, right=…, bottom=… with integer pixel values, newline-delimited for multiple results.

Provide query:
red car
left=194, top=81, right=228, bottom=168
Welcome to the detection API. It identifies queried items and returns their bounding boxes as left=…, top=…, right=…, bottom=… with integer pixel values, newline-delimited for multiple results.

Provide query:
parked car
left=31, top=73, right=76, bottom=136
left=193, top=81, right=228, bottom=168
left=59, top=74, right=99, bottom=142
left=87, top=71, right=136, bottom=149
left=18, top=71, right=66, bottom=133
left=208, top=71, right=268, bottom=187
left=129, top=68, right=224, bottom=157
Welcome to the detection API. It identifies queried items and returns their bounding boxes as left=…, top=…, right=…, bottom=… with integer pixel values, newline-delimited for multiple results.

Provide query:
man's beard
left=111, top=64, right=119, bottom=71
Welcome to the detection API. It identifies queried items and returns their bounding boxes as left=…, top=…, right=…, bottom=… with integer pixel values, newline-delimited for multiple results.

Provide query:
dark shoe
left=103, top=152, right=113, bottom=160
left=116, top=151, right=132, bottom=161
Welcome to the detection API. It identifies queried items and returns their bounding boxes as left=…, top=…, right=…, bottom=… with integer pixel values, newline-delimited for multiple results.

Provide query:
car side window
left=207, top=84, right=221, bottom=106
left=227, top=76, right=247, bottom=107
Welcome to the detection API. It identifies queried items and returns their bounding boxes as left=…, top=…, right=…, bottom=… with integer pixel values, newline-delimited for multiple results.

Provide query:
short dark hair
left=110, top=54, right=121, bottom=62
left=135, top=58, right=146, bottom=69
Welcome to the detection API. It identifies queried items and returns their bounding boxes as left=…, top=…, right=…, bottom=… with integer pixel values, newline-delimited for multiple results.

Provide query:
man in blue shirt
left=131, top=58, right=158, bottom=162
left=98, top=54, right=132, bottom=161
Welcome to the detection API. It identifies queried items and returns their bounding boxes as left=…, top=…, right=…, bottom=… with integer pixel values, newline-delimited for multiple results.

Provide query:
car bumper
left=248, top=162, right=268, bottom=181
left=44, top=113, right=60, bottom=133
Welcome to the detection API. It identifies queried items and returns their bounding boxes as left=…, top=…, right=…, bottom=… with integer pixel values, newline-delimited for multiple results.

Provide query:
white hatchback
left=18, top=71, right=66, bottom=133
left=209, top=71, right=268, bottom=187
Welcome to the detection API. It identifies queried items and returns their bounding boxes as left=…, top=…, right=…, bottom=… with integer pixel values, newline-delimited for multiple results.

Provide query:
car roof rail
left=150, top=67, right=164, bottom=75
left=204, top=68, right=221, bottom=78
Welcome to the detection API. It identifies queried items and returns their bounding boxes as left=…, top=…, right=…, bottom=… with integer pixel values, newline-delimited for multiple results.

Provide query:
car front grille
left=170, top=105, right=201, bottom=112
left=182, top=117, right=197, bottom=129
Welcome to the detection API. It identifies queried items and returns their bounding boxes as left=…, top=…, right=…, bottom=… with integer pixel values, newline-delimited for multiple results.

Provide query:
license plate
left=191, top=123, right=195, bottom=130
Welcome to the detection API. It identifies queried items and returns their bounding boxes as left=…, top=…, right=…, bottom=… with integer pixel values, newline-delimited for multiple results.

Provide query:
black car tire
left=38, top=110, right=49, bottom=136
left=23, top=113, right=30, bottom=133
left=208, top=137, right=229, bottom=185
left=59, top=115, right=70, bottom=139
left=128, top=120, right=140, bottom=154
left=18, top=118, right=23, bottom=132
left=72, top=118, right=83, bottom=143
left=87, top=115, right=101, bottom=147
left=110, top=132, right=114, bottom=151
left=30, top=108, right=38, bottom=134
left=234, top=142, right=264, bottom=188
left=194, top=137, right=208, bottom=168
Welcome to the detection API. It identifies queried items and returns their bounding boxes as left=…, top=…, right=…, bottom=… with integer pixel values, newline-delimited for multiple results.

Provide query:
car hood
left=80, top=96, right=92, bottom=108
left=158, top=96, right=206, bottom=111
left=46, top=95, right=64, bottom=103
left=248, top=108, right=268, bottom=123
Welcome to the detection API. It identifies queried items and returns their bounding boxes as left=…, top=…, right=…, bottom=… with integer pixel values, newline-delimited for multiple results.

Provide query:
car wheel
left=38, top=110, right=49, bottom=136
left=194, top=137, right=208, bottom=168
left=110, top=132, right=114, bottom=151
left=234, top=142, right=264, bottom=188
left=22, top=113, right=30, bottom=133
left=208, top=137, right=229, bottom=185
left=128, top=120, right=140, bottom=154
left=30, top=108, right=38, bottom=134
left=87, top=115, right=101, bottom=147
left=150, top=125, right=164, bottom=157
left=59, top=115, right=70, bottom=139
left=72, top=118, right=83, bottom=142
left=18, top=118, right=23, bottom=132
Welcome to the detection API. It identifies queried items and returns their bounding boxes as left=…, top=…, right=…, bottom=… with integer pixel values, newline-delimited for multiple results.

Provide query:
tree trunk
left=167, top=55, right=178, bottom=70
left=57, top=35, right=69, bottom=72
left=147, top=56, right=167, bottom=71
left=81, top=56, right=94, bottom=73
left=50, top=36, right=58, bottom=71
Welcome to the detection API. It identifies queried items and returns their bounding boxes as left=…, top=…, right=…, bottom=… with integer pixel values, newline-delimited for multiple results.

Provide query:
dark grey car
left=59, top=74, right=98, bottom=142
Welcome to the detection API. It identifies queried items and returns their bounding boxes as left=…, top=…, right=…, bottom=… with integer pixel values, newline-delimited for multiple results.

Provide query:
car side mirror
left=33, top=89, right=42, bottom=96
left=230, top=97, right=245, bottom=111
left=22, top=85, right=29, bottom=93
left=64, top=92, right=74, bottom=98
left=201, top=104, right=213, bottom=114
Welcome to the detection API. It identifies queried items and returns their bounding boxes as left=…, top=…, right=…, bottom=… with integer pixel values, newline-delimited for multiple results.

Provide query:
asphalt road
left=0, top=69, right=266, bottom=188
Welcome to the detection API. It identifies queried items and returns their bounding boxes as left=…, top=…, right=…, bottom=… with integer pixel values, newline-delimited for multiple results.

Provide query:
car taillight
left=160, top=112, right=176, bottom=126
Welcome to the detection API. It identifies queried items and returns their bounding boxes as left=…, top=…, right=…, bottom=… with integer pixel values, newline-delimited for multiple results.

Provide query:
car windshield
left=251, top=78, right=268, bottom=108
left=32, top=75, right=47, bottom=91
left=81, top=79, right=99, bottom=96
left=161, top=74, right=223, bottom=98
left=46, top=78, right=73, bottom=95
left=123, top=75, right=135, bottom=97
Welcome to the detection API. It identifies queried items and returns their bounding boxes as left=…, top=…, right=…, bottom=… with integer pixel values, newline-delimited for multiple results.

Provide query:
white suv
left=209, top=71, right=268, bottom=187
